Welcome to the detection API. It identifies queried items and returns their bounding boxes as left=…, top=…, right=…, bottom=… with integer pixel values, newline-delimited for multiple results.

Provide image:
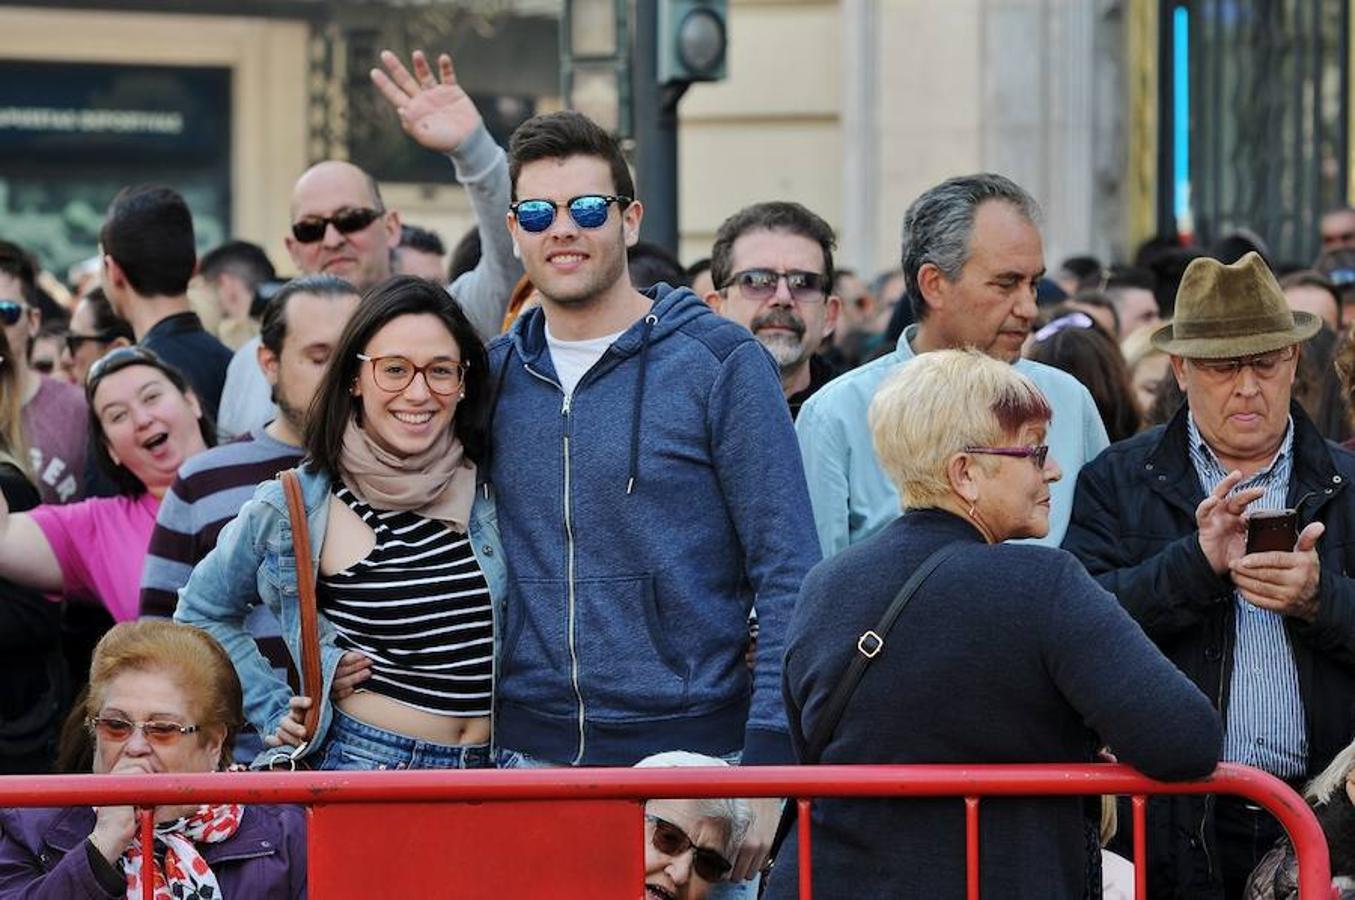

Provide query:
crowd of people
left=2, top=45, right=1355, bottom=900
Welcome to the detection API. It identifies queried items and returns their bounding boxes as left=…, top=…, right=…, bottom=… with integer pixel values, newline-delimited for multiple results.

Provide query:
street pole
left=631, top=0, right=689, bottom=255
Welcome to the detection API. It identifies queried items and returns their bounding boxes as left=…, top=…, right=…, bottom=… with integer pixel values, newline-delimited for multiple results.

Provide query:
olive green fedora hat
left=1150, top=251, right=1320, bottom=359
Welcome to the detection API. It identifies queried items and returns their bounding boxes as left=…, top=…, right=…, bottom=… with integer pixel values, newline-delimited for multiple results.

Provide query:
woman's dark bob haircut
left=85, top=346, right=215, bottom=496
left=304, top=275, right=490, bottom=477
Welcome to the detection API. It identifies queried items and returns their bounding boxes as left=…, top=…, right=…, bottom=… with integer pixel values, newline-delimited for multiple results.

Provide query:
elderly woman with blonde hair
left=766, top=349, right=1222, bottom=900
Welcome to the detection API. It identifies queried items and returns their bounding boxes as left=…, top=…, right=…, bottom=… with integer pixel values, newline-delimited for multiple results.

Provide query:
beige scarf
left=339, top=416, right=477, bottom=533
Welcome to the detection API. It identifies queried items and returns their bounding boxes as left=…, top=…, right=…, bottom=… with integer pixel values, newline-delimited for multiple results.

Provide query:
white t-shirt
left=545, top=324, right=625, bottom=398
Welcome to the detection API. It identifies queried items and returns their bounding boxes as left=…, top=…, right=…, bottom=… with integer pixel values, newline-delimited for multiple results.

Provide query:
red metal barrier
left=0, top=763, right=1335, bottom=899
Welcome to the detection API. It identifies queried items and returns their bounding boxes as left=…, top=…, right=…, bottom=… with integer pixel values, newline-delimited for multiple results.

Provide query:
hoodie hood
left=502, top=282, right=713, bottom=369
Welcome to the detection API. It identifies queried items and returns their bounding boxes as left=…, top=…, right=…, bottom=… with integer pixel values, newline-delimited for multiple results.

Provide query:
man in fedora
left=1065, top=251, right=1355, bottom=898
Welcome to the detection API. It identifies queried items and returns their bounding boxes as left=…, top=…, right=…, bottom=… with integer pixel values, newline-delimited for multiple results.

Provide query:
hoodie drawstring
left=481, top=348, right=516, bottom=499
left=626, top=314, right=659, bottom=495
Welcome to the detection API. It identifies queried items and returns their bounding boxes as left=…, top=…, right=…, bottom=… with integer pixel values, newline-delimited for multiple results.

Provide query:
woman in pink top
left=0, top=347, right=210, bottom=621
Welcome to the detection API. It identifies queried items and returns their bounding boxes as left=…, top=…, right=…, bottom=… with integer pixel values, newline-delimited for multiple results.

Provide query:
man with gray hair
left=795, top=173, right=1109, bottom=555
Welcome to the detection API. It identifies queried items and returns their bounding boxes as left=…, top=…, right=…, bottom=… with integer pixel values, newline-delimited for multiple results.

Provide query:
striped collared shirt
left=1186, top=414, right=1306, bottom=778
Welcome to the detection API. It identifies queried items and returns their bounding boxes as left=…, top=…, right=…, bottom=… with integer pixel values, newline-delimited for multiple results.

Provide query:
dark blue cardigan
left=767, top=508, right=1222, bottom=900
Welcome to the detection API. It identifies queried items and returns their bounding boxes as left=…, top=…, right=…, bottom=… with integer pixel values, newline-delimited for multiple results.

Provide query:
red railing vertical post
left=797, top=797, right=813, bottom=900
left=138, top=806, right=154, bottom=900
left=1132, top=794, right=1147, bottom=900
left=965, top=796, right=980, bottom=900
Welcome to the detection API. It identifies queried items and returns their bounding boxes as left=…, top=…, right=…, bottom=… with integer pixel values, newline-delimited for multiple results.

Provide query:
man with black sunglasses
left=216, top=48, right=522, bottom=441
left=706, top=202, right=841, bottom=419
left=489, top=111, right=819, bottom=895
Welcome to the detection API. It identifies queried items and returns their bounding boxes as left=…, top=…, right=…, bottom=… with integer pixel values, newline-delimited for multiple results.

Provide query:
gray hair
left=1305, top=737, right=1355, bottom=806
left=635, top=750, right=754, bottom=858
left=901, top=173, right=1042, bottom=320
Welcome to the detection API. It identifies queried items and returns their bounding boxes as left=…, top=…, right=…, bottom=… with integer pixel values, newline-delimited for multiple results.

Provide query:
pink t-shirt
left=29, top=492, right=160, bottom=622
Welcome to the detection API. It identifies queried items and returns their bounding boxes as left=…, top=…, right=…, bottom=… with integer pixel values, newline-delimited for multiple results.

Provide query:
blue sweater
left=486, top=285, right=821, bottom=765
left=769, top=508, right=1221, bottom=900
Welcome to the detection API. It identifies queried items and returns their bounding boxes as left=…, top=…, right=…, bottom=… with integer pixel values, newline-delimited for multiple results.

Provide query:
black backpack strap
left=768, top=541, right=964, bottom=864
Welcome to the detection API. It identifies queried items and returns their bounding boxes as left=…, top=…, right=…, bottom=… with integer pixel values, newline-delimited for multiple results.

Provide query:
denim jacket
left=175, top=464, right=507, bottom=762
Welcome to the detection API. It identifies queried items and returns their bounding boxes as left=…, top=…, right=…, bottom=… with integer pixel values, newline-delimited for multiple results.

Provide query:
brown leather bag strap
left=280, top=469, right=323, bottom=742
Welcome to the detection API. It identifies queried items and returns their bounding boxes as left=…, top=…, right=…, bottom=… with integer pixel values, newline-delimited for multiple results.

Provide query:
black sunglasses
left=0, top=300, right=26, bottom=326
left=723, top=269, right=829, bottom=304
left=290, top=207, right=383, bottom=244
left=65, top=330, right=116, bottom=354
left=510, top=194, right=630, bottom=234
left=645, top=814, right=733, bottom=883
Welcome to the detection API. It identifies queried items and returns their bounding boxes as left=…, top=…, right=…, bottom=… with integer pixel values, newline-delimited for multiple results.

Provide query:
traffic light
left=657, top=0, right=728, bottom=84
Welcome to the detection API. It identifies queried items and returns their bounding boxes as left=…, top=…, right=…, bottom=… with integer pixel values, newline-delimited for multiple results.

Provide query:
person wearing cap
left=1064, top=251, right=1355, bottom=899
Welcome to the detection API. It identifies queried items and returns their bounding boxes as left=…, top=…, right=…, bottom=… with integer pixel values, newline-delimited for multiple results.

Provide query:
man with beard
left=138, top=276, right=365, bottom=763
left=795, top=173, right=1109, bottom=556
left=706, top=202, right=841, bottom=419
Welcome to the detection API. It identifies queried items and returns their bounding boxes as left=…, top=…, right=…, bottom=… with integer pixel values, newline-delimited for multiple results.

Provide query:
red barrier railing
left=0, top=763, right=1335, bottom=899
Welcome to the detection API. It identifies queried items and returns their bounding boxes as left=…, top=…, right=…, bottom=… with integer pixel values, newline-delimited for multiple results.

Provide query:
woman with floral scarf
left=0, top=619, right=306, bottom=898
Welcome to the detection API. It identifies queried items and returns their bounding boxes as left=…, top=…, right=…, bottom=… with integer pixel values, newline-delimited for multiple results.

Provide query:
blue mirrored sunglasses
left=510, top=194, right=631, bottom=234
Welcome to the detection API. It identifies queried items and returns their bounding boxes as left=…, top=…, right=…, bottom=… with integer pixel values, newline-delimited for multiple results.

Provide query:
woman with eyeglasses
left=0, top=619, right=306, bottom=898
left=635, top=752, right=751, bottom=900
left=0, top=346, right=210, bottom=624
left=60, top=288, right=133, bottom=385
left=767, top=350, right=1222, bottom=900
left=177, top=275, right=505, bottom=771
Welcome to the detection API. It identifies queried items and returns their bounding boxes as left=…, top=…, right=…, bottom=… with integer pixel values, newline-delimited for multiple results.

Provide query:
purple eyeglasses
left=963, top=445, right=1050, bottom=469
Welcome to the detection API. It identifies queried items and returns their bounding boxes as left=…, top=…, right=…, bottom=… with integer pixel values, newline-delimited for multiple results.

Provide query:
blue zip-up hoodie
left=487, top=284, right=820, bottom=766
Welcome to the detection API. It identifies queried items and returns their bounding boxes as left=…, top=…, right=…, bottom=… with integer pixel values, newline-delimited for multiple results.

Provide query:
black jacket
left=1064, top=403, right=1355, bottom=896
left=767, top=509, right=1219, bottom=900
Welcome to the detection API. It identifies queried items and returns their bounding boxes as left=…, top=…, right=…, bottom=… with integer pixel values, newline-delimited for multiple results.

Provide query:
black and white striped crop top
left=317, top=485, right=493, bottom=717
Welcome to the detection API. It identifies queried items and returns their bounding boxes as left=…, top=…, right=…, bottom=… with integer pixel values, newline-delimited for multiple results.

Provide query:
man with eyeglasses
left=705, top=202, right=841, bottom=419
left=216, top=48, right=522, bottom=440
left=488, top=111, right=819, bottom=894
left=795, top=173, right=1108, bottom=556
left=1064, top=252, right=1355, bottom=899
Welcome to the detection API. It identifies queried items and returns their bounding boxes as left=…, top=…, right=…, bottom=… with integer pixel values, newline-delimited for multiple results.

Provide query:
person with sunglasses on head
left=99, top=185, right=234, bottom=420
left=488, top=111, right=819, bottom=895
left=178, top=277, right=504, bottom=772
left=1064, top=252, right=1355, bottom=898
left=0, top=619, right=307, bottom=899
left=770, top=349, right=1220, bottom=900
left=0, top=347, right=210, bottom=628
left=706, top=202, right=842, bottom=420
left=0, top=243, right=89, bottom=506
left=216, top=48, right=523, bottom=443
left=635, top=752, right=752, bottom=900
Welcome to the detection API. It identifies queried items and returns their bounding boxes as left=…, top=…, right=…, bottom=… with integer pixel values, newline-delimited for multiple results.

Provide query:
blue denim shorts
left=316, top=708, right=492, bottom=770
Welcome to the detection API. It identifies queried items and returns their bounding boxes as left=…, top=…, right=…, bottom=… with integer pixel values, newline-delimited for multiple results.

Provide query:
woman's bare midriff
left=337, top=691, right=491, bottom=745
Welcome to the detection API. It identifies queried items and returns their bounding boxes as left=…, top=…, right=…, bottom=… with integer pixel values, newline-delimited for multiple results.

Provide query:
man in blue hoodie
left=488, top=111, right=820, bottom=885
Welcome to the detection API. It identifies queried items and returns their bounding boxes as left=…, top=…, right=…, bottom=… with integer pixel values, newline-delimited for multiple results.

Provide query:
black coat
left=1064, top=402, right=1355, bottom=897
left=766, top=509, right=1220, bottom=900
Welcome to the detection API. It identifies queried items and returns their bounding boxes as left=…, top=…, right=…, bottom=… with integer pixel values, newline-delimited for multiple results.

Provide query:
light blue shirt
left=1186, top=415, right=1307, bottom=778
left=795, top=325, right=1110, bottom=556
